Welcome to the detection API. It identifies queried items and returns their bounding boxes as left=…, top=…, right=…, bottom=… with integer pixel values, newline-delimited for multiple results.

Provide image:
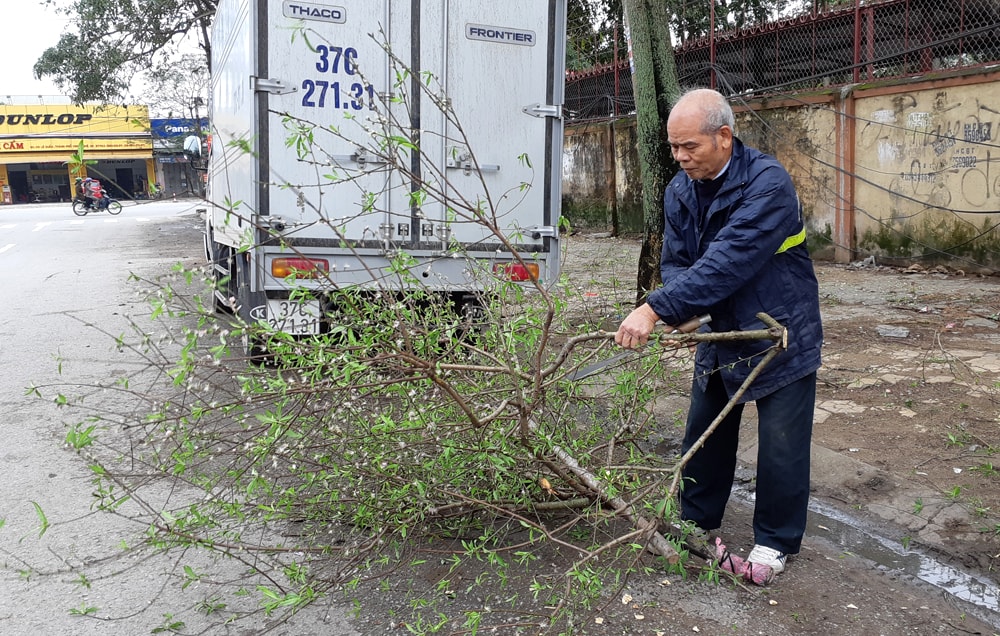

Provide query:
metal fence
left=565, top=0, right=1000, bottom=122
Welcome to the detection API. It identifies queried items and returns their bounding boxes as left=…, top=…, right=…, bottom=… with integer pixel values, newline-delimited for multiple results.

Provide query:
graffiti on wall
left=858, top=90, right=1000, bottom=214
left=849, top=83, right=1000, bottom=263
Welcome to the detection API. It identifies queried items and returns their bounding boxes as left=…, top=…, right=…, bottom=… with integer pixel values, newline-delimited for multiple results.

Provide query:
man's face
left=667, top=112, right=733, bottom=181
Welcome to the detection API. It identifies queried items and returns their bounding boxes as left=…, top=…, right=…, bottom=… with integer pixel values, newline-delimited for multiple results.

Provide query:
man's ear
left=719, top=125, right=734, bottom=150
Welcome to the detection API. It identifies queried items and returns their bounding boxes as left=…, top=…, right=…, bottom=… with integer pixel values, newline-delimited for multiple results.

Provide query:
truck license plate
left=267, top=299, right=321, bottom=335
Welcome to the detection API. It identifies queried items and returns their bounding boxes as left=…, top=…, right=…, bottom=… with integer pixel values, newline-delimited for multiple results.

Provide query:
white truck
left=206, top=0, right=566, bottom=341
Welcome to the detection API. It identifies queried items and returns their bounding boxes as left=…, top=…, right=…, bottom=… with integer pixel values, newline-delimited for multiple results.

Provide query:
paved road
left=0, top=200, right=357, bottom=635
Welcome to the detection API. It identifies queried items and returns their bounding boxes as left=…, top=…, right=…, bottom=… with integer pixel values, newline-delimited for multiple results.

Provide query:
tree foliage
left=144, top=53, right=209, bottom=118
left=666, top=0, right=794, bottom=43
left=570, top=0, right=813, bottom=54
left=566, top=0, right=625, bottom=70
left=34, top=0, right=215, bottom=104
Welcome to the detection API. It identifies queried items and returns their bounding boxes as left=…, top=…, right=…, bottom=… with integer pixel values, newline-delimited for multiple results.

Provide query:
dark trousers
left=679, top=370, right=816, bottom=554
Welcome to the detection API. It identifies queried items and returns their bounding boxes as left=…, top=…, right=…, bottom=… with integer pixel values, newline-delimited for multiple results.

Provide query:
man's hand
left=615, top=303, right=664, bottom=349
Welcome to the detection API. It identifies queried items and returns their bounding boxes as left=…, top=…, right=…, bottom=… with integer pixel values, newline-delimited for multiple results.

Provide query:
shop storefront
left=150, top=117, right=209, bottom=198
left=0, top=104, right=154, bottom=204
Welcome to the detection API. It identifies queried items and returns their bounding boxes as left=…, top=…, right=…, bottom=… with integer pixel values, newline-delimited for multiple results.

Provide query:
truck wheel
left=205, top=230, right=236, bottom=315
left=213, top=249, right=236, bottom=315
left=456, top=294, right=488, bottom=333
left=235, top=252, right=270, bottom=363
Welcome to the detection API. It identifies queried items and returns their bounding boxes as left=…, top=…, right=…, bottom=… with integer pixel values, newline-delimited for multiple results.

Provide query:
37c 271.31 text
left=301, top=44, right=376, bottom=111
left=267, top=299, right=321, bottom=335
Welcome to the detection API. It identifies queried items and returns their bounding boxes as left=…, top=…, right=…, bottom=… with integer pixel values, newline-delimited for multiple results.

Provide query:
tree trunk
left=622, top=0, right=681, bottom=305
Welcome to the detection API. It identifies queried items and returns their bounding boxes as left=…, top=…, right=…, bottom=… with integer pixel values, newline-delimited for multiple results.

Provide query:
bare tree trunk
left=622, top=0, right=681, bottom=305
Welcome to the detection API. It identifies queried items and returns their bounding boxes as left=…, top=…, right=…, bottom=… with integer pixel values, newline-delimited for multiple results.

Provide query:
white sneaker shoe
left=744, top=544, right=787, bottom=585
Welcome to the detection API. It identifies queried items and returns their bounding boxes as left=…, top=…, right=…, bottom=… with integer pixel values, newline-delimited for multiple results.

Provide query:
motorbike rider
left=79, top=177, right=98, bottom=209
left=75, top=177, right=87, bottom=205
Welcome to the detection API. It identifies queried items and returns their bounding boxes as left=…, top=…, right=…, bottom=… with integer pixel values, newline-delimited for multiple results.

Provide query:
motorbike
left=72, top=191, right=123, bottom=216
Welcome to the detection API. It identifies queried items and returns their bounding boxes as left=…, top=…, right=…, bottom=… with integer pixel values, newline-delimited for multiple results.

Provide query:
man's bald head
left=669, top=89, right=736, bottom=136
left=666, top=89, right=735, bottom=181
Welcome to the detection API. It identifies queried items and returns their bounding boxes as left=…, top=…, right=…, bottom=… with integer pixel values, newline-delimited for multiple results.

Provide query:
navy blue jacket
left=645, top=137, right=822, bottom=402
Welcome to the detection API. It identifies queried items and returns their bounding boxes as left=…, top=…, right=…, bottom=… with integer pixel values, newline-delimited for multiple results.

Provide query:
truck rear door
left=384, top=1, right=564, bottom=274
left=263, top=0, right=391, bottom=241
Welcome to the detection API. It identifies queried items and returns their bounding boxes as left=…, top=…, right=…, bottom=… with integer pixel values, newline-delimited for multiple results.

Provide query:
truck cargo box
left=206, top=0, right=566, bottom=337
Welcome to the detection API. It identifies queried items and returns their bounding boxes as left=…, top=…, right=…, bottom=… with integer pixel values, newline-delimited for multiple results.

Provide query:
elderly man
left=616, top=88, right=823, bottom=584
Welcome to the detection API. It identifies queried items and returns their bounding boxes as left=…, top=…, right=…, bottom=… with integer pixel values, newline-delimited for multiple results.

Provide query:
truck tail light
left=493, top=262, right=539, bottom=282
left=272, top=257, right=330, bottom=279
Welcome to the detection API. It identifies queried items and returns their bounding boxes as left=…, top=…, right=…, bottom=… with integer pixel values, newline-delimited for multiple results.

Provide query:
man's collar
left=700, top=157, right=732, bottom=184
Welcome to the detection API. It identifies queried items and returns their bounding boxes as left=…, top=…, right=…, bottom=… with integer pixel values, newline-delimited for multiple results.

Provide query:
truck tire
left=204, top=230, right=236, bottom=315
left=235, top=252, right=270, bottom=362
left=213, top=249, right=236, bottom=315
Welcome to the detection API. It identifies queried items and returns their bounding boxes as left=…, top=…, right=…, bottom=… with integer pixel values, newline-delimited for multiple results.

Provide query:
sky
left=1, top=3, right=72, bottom=102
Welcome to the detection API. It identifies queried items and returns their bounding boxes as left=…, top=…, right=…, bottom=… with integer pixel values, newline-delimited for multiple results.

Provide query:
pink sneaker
left=713, top=537, right=747, bottom=578
left=743, top=544, right=786, bottom=585
left=712, top=539, right=787, bottom=586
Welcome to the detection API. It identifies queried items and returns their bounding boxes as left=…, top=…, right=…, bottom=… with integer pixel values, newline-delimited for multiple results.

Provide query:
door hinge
left=522, top=103, right=561, bottom=118
left=253, top=77, right=297, bottom=95
left=526, top=225, right=558, bottom=239
left=330, top=149, right=389, bottom=167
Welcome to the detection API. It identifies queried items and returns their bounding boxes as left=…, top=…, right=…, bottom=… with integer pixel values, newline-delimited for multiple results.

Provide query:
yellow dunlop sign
left=0, top=104, right=152, bottom=154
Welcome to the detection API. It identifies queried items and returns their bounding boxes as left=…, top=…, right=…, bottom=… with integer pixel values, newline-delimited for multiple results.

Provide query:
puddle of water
left=806, top=499, right=1000, bottom=618
left=733, top=488, right=1000, bottom=628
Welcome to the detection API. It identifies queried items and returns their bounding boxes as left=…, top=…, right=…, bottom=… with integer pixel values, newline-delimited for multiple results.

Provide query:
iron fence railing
left=565, top=0, right=1000, bottom=122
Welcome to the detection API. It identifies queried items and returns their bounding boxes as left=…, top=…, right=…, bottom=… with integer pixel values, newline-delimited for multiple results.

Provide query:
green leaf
left=65, top=423, right=98, bottom=449
left=30, top=501, right=49, bottom=539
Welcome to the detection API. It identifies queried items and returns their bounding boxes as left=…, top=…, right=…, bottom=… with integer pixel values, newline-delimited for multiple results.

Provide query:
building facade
left=0, top=104, right=154, bottom=204
left=149, top=117, right=209, bottom=198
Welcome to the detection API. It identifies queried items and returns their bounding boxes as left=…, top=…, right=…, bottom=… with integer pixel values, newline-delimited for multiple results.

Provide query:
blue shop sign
left=150, top=118, right=209, bottom=139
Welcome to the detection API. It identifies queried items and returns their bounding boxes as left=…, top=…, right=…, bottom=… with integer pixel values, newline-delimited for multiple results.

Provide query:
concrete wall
left=562, top=68, right=1000, bottom=266
left=562, top=122, right=614, bottom=231
left=562, top=119, right=643, bottom=234
left=734, top=103, right=840, bottom=260
left=563, top=106, right=840, bottom=247
left=850, top=76, right=1000, bottom=265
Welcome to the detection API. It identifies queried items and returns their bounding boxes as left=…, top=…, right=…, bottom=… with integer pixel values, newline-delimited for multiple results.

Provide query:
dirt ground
left=136, top=227, right=999, bottom=635
left=82, top=221, right=999, bottom=635
left=544, top=234, right=1000, bottom=635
